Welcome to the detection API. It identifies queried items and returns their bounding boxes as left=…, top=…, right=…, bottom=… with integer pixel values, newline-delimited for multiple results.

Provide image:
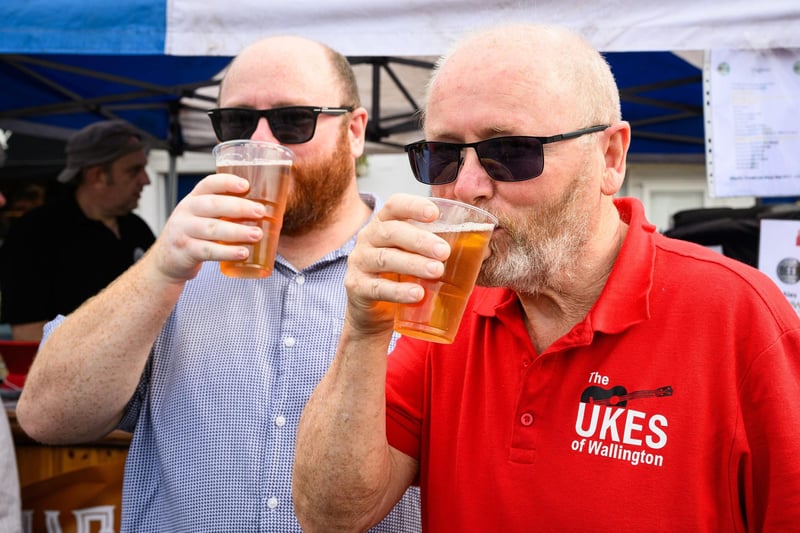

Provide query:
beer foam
left=216, top=159, right=292, bottom=166
left=423, top=221, right=495, bottom=233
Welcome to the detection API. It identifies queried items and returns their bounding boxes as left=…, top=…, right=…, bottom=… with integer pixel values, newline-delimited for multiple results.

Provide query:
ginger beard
left=280, top=124, right=354, bottom=237
left=477, top=169, right=594, bottom=296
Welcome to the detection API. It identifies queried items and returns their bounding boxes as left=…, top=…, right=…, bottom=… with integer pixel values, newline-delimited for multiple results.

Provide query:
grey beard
left=476, top=175, right=593, bottom=295
left=478, top=227, right=585, bottom=295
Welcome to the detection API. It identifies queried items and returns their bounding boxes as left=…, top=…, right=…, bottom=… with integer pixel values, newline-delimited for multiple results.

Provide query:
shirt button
left=267, top=497, right=278, bottom=509
left=520, top=412, right=534, bottom=426
left=283, top=337, right=296, bottom=347
left=295, top=275, right=305, bottom=285
left=522, top=360, right=530, bottom=367
left=275, top=415, right=286, bottom=427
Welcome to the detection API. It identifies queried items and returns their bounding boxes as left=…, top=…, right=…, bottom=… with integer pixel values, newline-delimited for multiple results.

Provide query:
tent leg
left=166, top=154, right=178, bottom=215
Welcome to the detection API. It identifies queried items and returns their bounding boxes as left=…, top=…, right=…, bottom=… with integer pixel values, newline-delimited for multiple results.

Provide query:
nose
left=447, top=147, right=494, bottom=204
left=250, top=117, right=280, bottom=143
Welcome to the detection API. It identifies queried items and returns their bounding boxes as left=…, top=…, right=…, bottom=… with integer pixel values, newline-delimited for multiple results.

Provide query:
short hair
left=425, top=24, right=621, bottom=129
left=217, top=38, right=361, bottom=109
left=326, top=47, right=361, bottom=108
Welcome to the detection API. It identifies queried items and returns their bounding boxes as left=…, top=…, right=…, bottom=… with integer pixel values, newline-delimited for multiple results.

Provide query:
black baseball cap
left=57, top=120, right=147, bottom=183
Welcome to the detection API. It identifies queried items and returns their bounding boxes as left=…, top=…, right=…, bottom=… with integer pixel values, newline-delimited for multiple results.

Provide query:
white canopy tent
left=1, top=0, right=798, bottom=228
left=3, top=0, right=798, bottom=139
left=165, top=0, right=799, bottom=55
left=3, top=0, right=798, bottom=149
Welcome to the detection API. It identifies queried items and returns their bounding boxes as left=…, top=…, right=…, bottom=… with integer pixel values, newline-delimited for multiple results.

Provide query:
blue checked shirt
left=48, top=194, right=420, bottom=532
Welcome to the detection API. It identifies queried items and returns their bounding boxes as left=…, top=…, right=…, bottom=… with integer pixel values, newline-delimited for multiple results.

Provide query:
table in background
left=8, top=408, right=130, bottom=533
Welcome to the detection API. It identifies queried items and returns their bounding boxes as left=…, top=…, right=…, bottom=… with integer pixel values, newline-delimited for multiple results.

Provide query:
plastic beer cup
left=394, top=198, right=498, bottom=343
left=213, top=140, right=294, bottom=278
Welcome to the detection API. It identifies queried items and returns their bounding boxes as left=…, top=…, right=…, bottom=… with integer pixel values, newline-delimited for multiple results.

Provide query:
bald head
left=426, top=24, right=620, bottom=131
left=219, top=35, right=360, bottom=108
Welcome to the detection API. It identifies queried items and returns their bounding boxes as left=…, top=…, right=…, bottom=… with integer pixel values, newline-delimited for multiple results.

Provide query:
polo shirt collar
left=592, top=197, right=654, bottom=333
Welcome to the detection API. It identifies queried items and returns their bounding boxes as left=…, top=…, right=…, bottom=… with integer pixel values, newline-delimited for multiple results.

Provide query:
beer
left=217, top=160, right=292, bottom=278
left=394, top=221, right=494, bottom=343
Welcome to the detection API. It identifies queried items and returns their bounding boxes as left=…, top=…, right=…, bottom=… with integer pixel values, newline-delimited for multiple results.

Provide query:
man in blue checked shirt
left=16, top=35, right=420, bottom=532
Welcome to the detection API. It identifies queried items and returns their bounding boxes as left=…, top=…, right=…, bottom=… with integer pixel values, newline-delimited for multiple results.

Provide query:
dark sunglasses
left=208, top=106, right=354, bottom=144
left=404, top=125, right=609, bottom=185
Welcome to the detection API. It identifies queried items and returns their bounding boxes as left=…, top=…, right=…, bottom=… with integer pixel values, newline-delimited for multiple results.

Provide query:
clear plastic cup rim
left=427, top=197, right=498, bottom=226
left=212, top=139, right=295, bottom=162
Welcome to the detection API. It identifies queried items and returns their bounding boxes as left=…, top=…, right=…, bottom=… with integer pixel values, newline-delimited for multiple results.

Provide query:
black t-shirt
left=0, top=195, right=156, bottom=324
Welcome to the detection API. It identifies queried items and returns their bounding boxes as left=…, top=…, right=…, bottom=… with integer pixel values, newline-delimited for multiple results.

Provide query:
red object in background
left=0, top=340, right=39, bottom=389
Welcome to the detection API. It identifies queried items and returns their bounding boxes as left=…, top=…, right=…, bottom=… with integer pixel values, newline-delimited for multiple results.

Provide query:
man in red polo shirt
left=293, top=23, right=800, bottom=531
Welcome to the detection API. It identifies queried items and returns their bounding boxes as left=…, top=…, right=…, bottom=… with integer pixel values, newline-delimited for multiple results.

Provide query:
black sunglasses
left=208, top=106, right=354, bottom=144
left=404, top=125, right=609, bottom=185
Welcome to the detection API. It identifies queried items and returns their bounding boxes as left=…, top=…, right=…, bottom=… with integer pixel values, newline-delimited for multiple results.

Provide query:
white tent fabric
left=169, top=0, right=800, bottom=56
left=2, top=0, right=799, bottom=57
left=2, top=0, right=799, bottom=216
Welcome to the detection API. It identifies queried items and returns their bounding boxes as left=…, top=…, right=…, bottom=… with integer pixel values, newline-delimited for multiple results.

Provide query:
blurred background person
left=0, top=189, right=23, bottom=533
left=0, top=120, right=154, bottom=341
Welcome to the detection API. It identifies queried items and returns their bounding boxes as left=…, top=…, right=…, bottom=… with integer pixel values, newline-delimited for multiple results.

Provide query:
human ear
left=600, top=121, right=631, bottom=195
left=348, top=107, right=369, bottom=159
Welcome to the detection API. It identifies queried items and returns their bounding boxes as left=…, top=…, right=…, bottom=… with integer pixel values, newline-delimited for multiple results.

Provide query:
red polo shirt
left=385, top=197, right=800, bottom=531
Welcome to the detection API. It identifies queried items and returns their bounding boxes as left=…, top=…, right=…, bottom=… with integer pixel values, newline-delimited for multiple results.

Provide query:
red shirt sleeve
left=385, top=335, right=430, bottom=460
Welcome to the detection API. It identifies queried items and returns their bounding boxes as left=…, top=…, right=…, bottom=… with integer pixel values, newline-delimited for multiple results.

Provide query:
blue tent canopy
left=607, top=51, right=704, bottom=157
left=0, top=54, right=231, bottom=152
left=1, top=0, right=795, bottom=164
left=0, top=0, right=168, bottom=55
left=0, top=50, right=704, bottom=161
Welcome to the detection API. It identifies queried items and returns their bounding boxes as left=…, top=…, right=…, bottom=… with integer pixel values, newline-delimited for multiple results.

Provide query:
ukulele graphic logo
left=580, top=385, right=673, bottom=407
left=572, top=382, right=673, bottom=467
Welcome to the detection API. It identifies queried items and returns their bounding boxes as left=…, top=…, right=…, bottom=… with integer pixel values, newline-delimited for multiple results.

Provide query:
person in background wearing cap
left=0, top=120, right=155, bottom=341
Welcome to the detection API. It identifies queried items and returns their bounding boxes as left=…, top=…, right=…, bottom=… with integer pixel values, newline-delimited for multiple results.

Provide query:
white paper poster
left=758, top=218, right=800, bottom=315
left=705, top=48, right=800, bottom=198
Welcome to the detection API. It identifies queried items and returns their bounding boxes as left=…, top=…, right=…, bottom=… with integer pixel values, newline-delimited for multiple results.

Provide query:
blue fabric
left=114, top=193, right=420, bottom=532
left=0, top=54, right=231, bottom=138
left=0, top=0, right=167, bottom=54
